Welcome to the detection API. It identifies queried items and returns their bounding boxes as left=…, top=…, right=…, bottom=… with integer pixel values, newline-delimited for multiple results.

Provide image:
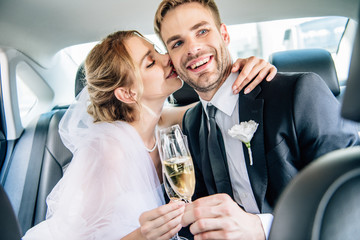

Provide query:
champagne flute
left=163, top=168, right=182, bottom=201
left=158, top=124, right=195, bottom=240
left=162, top=170, right=188, bottom=240
left=158, top=124, right=195, bottom=203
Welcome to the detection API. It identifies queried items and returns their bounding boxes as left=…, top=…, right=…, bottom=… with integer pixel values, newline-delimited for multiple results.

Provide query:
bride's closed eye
left=146, top=60, right=155, bottom=68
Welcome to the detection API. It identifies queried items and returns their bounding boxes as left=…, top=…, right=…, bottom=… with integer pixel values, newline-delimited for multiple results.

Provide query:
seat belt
left=18, top=110, right=56, bottom=234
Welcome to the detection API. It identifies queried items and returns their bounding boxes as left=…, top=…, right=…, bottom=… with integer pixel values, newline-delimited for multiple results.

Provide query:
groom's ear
left=114, top=87, right=137, bottom=104
left=220, top=23, right=230, bottom=46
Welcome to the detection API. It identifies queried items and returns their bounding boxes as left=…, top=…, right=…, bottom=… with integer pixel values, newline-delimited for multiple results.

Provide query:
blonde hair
left=154, top=0, right=221, bottom=37
left=85, top=30, right=143, bottom=123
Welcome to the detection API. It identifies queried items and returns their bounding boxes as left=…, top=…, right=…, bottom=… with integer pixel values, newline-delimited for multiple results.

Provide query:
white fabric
left=199, top=73, right=273, bottom=238
left=258, top=213, right=274, bottom=239
left=23, top=88, right=165, bottom=240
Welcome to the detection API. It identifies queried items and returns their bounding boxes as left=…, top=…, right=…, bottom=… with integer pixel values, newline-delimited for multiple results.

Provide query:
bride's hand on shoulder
left=139, top=201, right=185, bottom=240
left=231, top=56, right=277, bottom=94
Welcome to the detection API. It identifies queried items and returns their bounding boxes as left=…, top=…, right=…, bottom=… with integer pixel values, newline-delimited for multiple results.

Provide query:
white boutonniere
left=228, top=120, right=259, bottom=165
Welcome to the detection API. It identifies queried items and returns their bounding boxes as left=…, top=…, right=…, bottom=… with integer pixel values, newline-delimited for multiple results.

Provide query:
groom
left=155, top=0, right=360, bottom=239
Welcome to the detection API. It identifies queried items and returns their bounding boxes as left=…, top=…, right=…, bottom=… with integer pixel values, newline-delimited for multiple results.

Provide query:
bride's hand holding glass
left=138, top=201, right=185, bottom=240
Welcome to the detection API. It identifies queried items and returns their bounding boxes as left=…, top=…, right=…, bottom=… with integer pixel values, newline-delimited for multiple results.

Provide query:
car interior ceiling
left=1, top=9, right=360, bottom=240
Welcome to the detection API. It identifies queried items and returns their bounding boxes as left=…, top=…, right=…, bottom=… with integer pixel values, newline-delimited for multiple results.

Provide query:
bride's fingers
left=232, top=57, right=269, bottom=94
left=155, top=215, right=183, bottom=240
left=141, top=211, right=184, bottom=240
left=140, top=201, right=185, bottom=237
left=140, top=201, right=185, bottom=223
left=231, top=58, right=246, bottom=72
left=243, top=65, right=277, bottom=94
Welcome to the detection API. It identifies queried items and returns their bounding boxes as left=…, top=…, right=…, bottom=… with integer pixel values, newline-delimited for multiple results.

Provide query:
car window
left=291, top=17, right=347, bottom=52
left=226, top=16, right=349, bottom=82
left=227, top=16, right=347, bottom=59
left=63, top=16, right=349, bottom=88
left=17, top=77, right=38, bottom=122
left=16, top=61, right=54, bottom=127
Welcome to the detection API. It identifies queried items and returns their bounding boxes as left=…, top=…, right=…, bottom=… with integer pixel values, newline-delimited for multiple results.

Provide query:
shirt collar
left=200, top=72, right=239, bottom=118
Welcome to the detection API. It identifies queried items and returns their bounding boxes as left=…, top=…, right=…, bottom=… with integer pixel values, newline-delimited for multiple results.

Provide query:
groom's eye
left=199, top=29, right=208, bottom=35
left=172, top=40, right=183, bottom=49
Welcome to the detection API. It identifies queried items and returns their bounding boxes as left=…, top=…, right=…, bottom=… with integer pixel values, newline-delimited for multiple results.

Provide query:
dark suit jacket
left=182, top=72, right=360, bottom=213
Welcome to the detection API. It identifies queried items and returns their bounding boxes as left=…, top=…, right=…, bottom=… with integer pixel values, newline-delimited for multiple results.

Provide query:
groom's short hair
left=154, top=0, right=222, bottom=38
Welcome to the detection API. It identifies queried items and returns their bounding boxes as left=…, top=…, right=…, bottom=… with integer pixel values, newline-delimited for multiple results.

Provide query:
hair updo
left=85, top=30, right=143, bottom=123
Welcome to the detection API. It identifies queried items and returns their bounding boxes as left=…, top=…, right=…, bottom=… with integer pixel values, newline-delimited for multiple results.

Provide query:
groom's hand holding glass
left=181, top=194, right=266, bottom=240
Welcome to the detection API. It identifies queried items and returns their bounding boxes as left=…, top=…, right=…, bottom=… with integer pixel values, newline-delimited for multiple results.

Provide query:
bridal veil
left=23, top=88, right=165, bottom=239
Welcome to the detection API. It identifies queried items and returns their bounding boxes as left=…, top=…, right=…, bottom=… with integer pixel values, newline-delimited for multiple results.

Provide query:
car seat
left=269, top=48, right=341, bottom=98
left=0, top=184, right=22, bottom=239
left=18, top=63, right=86, bottom=233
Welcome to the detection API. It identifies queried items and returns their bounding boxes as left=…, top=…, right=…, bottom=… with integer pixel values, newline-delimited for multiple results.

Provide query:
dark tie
left=207, top=104, right=233, bottom=196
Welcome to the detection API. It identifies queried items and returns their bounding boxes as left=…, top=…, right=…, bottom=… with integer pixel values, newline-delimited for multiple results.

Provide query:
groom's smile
left=187, top=55, right=212, bottom=71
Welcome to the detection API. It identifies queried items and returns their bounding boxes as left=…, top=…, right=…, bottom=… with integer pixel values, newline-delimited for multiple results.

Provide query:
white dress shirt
left=199, top=72, right=273, bottom=239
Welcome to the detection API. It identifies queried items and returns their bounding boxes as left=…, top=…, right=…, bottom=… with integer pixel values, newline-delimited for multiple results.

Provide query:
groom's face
left=160, top=2, right=231, bottom=98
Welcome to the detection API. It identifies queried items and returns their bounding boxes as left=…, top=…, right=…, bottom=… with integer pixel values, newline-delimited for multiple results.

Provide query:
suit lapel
left=238, top=85, right=268, bottom=211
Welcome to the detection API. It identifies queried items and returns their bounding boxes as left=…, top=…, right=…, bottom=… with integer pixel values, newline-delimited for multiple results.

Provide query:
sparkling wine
left=163, top=172, right=182, bottom=201
left=163, top=156, right=195, bottom=201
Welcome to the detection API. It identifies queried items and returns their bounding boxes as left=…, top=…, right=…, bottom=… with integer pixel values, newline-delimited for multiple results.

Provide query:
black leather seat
left=269, top=48, right=341, bottom=97
left=32, top=109, right=72, bottom=225
left=19, top=64, right=87, bottom=234
left=75, top=62, right=86, bottom=97
left=32, top=63, right=89, bottom=225
left=0, top=184, right=22, bottom=239
left=171, top=81, right=199, bottom=106
left=268, top=147, right=360, bottom=240
left=33, top=63, right=88, bottom=225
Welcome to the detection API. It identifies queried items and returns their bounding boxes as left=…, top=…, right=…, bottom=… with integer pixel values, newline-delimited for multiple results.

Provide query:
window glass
left=294, top=17, right=347, bottom=52
left=16, top=76, right=38, bottom=122
left=63, top=42, right=97, bottom=66
left=227, top=16, right=348, bottom=60
left=15, top=61, right=54, bottom=127
left=63, top=16, right=349, bottom=83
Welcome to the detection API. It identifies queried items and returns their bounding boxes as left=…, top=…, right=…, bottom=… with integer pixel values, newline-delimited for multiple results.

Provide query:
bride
left=22, top=30, right=276, bottom=240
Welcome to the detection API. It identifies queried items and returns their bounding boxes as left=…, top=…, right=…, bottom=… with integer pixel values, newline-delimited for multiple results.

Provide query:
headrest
left=341, top=12, right=360, bottom=122
left=172, top=81, right=199, bottom=106
left=74, top=62, right=86, bottom=97
left=269, top=48, right=340, bottom=96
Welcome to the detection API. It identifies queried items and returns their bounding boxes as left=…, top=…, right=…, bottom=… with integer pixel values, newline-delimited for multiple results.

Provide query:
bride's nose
left=160, top=53, right=171, bottom=67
